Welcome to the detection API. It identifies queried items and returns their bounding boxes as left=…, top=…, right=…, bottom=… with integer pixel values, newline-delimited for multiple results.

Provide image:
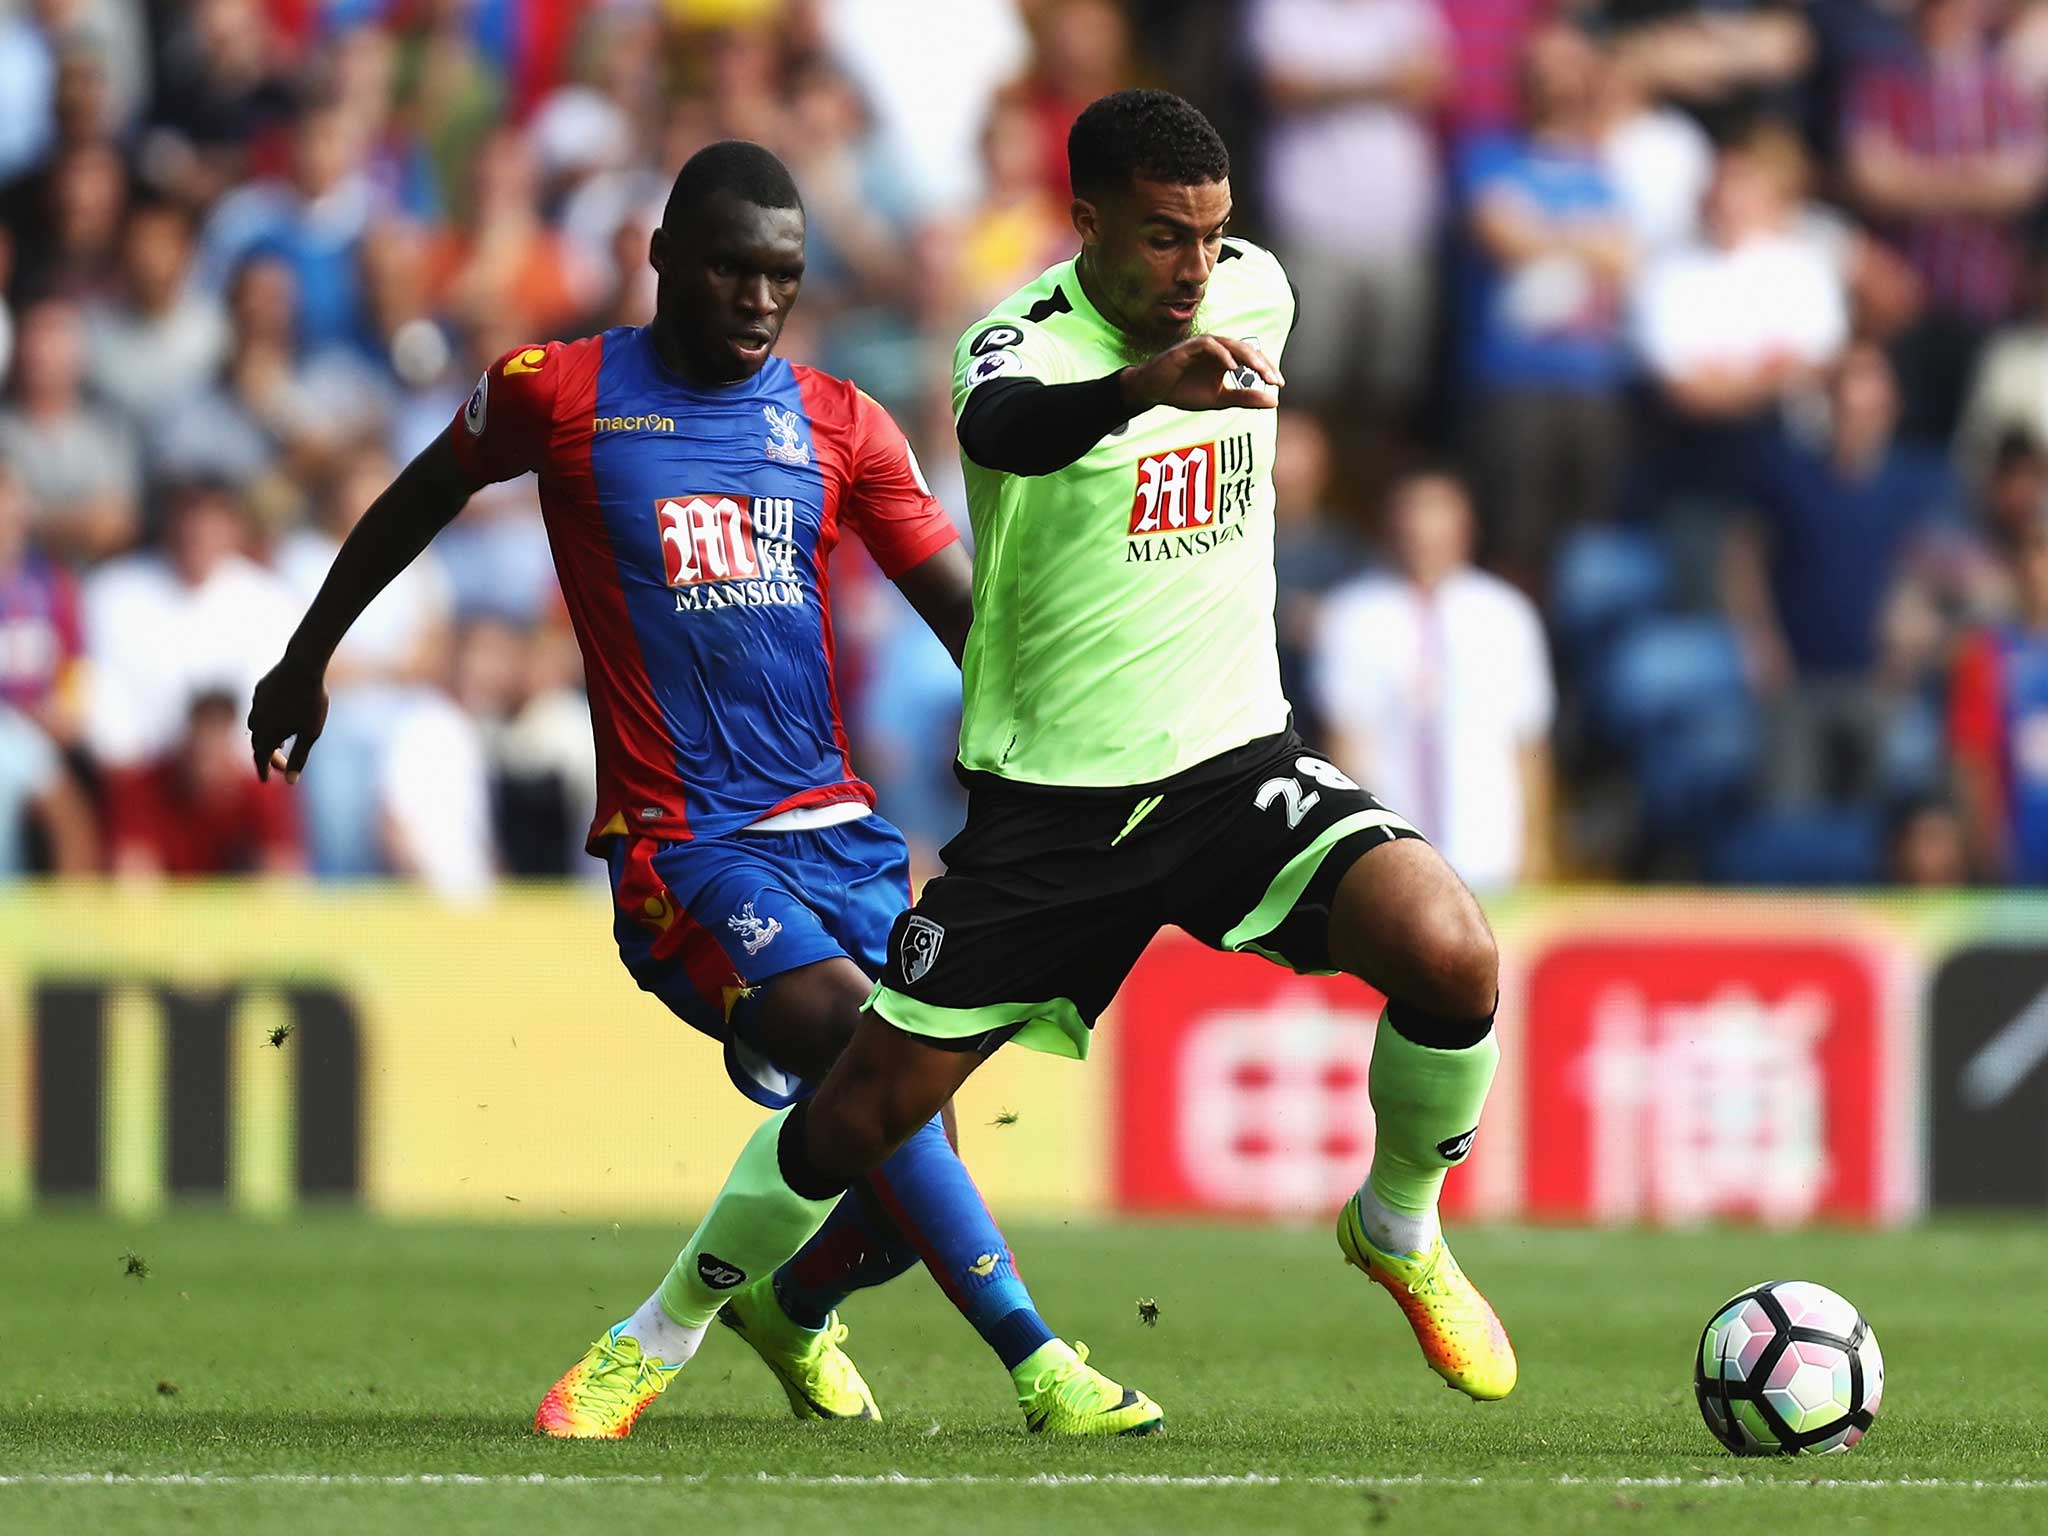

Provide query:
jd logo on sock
left=1436, top=1128, right=1477, bottom=1163
left=696, top=1254, right=747, bottom=1290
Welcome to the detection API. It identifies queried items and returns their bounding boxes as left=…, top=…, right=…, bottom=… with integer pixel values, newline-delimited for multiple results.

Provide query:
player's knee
left=755, top=960, right=868, bottom=1080
left=803, top=1055, right=928, bottom=1184
left=1404, top=892, right=1498, bottom=1023
left=760, top=1006, right=855, bottom=1082
left=801, top=1090, right=886, bottom=1186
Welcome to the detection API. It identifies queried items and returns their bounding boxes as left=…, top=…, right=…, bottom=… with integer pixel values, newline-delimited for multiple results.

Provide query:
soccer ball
left=1694, top=1280, right=1883, bottom=1455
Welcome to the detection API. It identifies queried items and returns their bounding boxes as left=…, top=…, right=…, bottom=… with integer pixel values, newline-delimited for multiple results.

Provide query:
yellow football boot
left=1016, top=1340, right=1163, bottom=1436
left=718, top=1278, right=880, bottom=1421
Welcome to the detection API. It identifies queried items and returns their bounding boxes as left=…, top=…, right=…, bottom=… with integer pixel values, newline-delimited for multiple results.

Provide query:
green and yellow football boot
left=717, top=1277, right=880, bottom=1421
left=1016, top=1340, right=1163, bottom=1436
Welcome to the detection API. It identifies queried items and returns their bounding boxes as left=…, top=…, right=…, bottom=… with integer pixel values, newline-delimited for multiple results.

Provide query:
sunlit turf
left=4, top=1212, right=2045, bottom=1533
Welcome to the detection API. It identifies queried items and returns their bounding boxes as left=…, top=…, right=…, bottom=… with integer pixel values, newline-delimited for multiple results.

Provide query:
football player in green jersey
left=640, top=90, right=1517, bottom=1414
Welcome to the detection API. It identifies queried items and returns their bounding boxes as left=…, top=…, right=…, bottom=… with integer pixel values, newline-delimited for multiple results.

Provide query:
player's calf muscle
left=1329, top=842, right=1498, bottom=1021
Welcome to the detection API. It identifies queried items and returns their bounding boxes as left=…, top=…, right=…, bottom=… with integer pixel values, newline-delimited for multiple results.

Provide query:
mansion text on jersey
left=672, top=578, right=806, bottom=612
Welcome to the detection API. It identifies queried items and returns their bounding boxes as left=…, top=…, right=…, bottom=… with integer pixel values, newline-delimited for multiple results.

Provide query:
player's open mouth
left=1163, top=297, right=1200, bottom=322
left=728, top=332, right=774, bottom=362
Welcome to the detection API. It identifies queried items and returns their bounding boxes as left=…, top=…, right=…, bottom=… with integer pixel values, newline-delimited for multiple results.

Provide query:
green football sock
left=1364, top=1007, right=1499, bottom=1240
left=656, top=1106, right=840, bottom=1330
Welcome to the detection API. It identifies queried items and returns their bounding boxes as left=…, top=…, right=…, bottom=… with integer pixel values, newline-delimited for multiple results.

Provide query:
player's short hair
left=662, top=140, right=803, bottom=229
left=1068, top=90, right=1229, bottom=201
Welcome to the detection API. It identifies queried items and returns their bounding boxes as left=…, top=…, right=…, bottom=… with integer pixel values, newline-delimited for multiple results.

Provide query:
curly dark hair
left=663, top=140, right=803, bottom=229
left=1067, top=89, right=1229, bottom=201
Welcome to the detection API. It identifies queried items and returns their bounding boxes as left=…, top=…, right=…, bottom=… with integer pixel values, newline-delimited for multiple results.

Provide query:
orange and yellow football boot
left=1337, top=1194, right=1517, bottom=1401
left=534, top=1323, right=682, bottom=1438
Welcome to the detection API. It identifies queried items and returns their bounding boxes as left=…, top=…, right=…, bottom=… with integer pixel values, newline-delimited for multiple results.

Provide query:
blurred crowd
left=6, top=0, right=2048, bottom=894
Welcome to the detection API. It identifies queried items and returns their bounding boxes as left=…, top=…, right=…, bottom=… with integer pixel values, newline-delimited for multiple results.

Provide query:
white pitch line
left=1, top=1472, right=2046, bottom=1492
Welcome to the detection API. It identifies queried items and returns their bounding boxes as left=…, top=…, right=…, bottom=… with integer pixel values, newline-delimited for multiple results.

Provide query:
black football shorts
left=864, top=728, right=1424, bottom=1058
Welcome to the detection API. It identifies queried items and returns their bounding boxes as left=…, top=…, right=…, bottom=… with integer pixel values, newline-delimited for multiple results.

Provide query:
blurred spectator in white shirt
left=276, top=445, right=455, bottom=877
left=822, top=0, right=1031, bottom=216
left=1248, top=0, right=1450, bottom=411
left=83, top=199, right=228, bottom=426
left=0, top=295, right=138, bottom=559
left=1635, top=122, right=1849, bottom=423
left=81, top=476, right=297, bottom=768
left=276, top=448, right=453, bottom=691
left=375, top=614, right=501, bottom=901
left=527, top=5, right=657, bottom=196
left=1956, top=238, right=2048, bottom=489
left=1596, top=48, right=1712, bottom=257
left=1312, top=472, right=1556, bottom=889
left=380, top=683, right=493, bottom=901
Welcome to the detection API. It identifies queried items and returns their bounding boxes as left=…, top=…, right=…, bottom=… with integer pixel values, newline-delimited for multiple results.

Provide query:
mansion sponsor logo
left=655, top=493, right=805, bottom=612
left=1125, top=432, right=1256, bottom=565
left=594, top=413, right=675, bottom=433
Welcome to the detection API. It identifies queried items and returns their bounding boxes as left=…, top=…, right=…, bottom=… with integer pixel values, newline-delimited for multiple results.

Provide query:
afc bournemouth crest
left=900, top=915, right=945, bottom=984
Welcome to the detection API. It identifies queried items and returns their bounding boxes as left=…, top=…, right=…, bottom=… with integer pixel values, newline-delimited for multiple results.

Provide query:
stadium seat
left=1548, top=525, right=1674, bottom=668
left=1595, top=615, right=1752, bottom=746
left=1700, top=807, right=1886, bottom=886
left=1634, top=699, right=1764, bottom=835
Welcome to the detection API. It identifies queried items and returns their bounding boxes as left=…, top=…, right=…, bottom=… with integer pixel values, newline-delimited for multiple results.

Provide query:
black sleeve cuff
left=956, top=371, right=1139, bottom=477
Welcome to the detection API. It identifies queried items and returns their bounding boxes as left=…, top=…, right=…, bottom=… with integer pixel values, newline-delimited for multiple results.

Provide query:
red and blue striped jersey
left=1953, top=623, right=2048, bottom=881
left=445, top=326, right=959, bottom=847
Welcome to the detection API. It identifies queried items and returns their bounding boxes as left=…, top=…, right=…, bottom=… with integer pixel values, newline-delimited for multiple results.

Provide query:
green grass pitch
left=3, top=1213, right=2046, bottom=1534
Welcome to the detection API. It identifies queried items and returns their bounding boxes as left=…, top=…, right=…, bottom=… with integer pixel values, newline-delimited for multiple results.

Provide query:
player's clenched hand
left=247, top=654, right=329, bottom=784
left=1119, top=334, right=1283, bottom=413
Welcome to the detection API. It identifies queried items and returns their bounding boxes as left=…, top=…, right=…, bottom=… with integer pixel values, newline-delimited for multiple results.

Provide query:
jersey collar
left=1064, top=255, right=1126, bottom=347
left=638, top=325, right=788, bottom=403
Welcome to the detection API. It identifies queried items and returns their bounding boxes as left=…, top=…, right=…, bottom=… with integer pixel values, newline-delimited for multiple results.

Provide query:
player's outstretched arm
left=957, top=333, right=1281, bottom=478
left=248, top=434, right=475, bottom=781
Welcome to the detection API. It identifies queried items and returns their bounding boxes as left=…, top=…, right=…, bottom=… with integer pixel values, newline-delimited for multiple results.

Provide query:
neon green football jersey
left=950, top=240, right=1297, bottom=788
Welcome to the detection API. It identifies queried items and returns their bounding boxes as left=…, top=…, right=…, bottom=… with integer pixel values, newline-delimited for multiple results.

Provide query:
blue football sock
left=865, top=1113, right=1055, bottom=1371
left=774, top=1186, right=920, bottom=1330
left=772, top=1113, right=1056, bottom=1371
